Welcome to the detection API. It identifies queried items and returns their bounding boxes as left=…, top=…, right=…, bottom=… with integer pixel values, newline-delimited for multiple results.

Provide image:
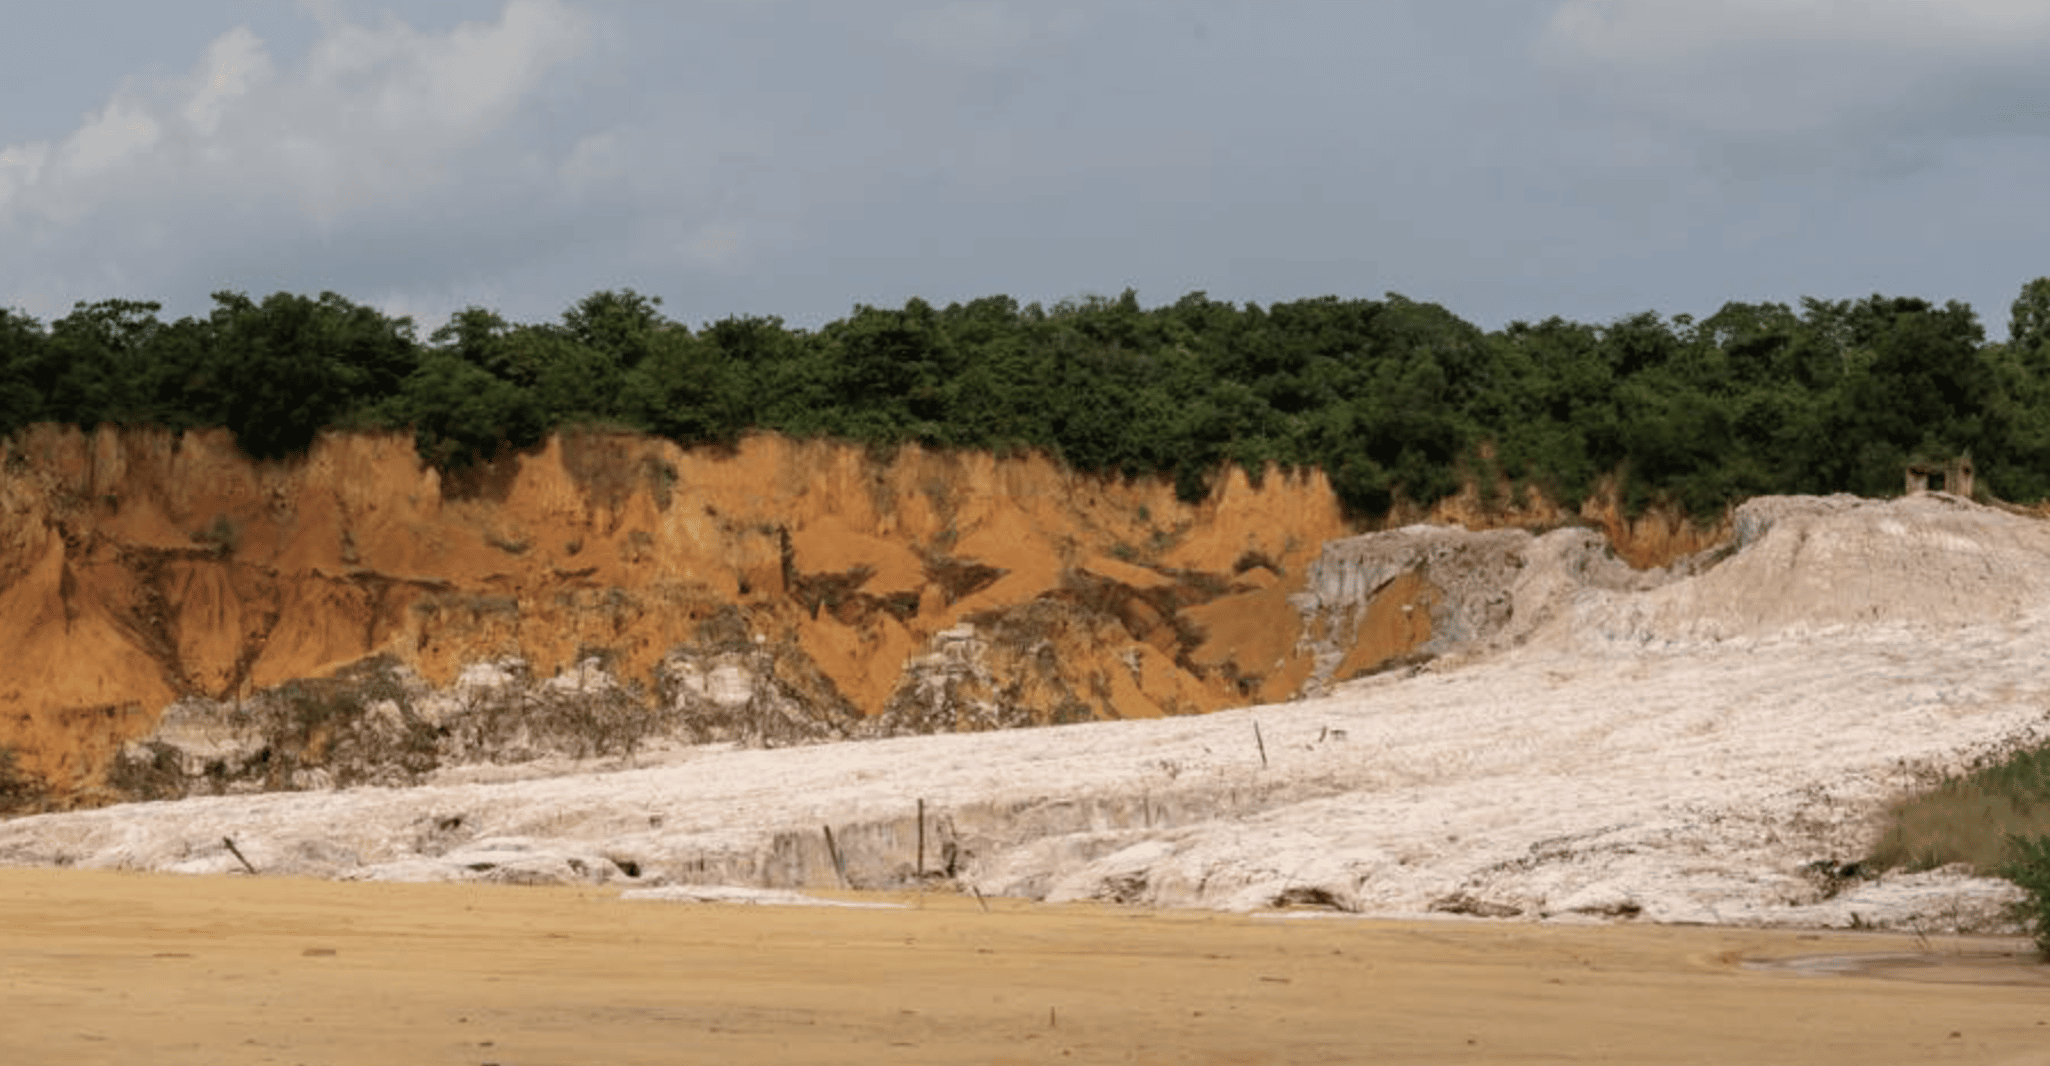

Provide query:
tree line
left=6, top=280, right=2050, bottom=518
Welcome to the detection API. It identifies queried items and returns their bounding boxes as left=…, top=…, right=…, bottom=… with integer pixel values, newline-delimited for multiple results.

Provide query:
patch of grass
left=1866, top=744, right=2050, bottom=874
left=1867, top=740, right=2050, bottom=957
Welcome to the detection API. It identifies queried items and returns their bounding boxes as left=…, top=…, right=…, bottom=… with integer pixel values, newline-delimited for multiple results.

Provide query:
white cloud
left=181, top=26, right=273, bottom=137
left=0, top=143, right=49, bottom=220
left=0, top=0, right=593, bottom=245
left=40, top=102, right=162, bottom=226
left=311, top=1, right=585, bottom=138
left=0, top=0, right=854, bottom=324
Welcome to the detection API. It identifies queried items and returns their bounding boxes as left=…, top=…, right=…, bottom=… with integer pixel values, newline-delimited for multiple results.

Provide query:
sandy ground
left=3, top=869, right=2048, bottom=1066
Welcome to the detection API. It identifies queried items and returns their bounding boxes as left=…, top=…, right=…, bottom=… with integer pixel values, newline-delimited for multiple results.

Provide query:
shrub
left=2000, top=833, right=2050, bottom=959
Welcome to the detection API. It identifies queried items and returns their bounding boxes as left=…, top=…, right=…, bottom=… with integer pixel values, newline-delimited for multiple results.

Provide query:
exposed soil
left=1, top=869, right=2045, bottom=1066
left=0, top=425, right=1718, bottom=809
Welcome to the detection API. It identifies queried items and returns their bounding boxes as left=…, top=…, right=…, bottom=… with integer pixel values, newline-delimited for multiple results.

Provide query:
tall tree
left=207, top=291, right=419, bottom=459
left=2010, top=277, right=2050, bottom=363
left=561, top=289, right=672, bottom=370
left=0, top=308, right=48, bottom=432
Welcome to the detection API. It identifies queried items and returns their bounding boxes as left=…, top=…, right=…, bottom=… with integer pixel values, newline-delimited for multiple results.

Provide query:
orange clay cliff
left=0, top=426, right=1723, bottom=809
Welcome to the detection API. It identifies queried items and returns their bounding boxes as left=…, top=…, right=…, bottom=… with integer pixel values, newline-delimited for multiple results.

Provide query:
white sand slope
left=3, top=493, right=2046, bottom=930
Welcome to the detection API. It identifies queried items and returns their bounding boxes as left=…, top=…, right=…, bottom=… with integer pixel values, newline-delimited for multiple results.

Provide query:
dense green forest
left=6, top=280, right=2050, bottom=518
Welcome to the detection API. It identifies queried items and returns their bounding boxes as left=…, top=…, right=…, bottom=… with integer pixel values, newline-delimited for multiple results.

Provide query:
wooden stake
left=822, top=825, right=849, bottom=889
left=916, top=798, right=926, bottom=879
left=222, top=836, right=257, bottom=876
left=971, top=885, right=990, bottom=912
left=1254, top=721, right=1269, bottom=769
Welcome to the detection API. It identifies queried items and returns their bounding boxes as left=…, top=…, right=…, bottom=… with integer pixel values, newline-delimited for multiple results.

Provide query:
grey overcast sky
left=4, top=0, right=2049, bottom=337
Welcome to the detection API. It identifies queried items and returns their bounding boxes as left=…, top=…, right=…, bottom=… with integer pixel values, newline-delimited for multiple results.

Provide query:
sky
left=3, top=0, right=2049, bottom=340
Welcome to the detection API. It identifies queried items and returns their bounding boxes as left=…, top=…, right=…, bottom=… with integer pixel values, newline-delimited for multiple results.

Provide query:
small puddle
left=1745, top=950, right=2050, bottom=987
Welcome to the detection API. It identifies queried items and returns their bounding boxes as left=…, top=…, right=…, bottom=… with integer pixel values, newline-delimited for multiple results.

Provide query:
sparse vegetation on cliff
left=0, top=746, right=36, bottom=814
left=8, top=281, right=2050, bottom=518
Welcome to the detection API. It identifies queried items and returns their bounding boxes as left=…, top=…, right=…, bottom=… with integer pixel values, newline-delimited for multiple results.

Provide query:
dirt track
left=2, top=870, right=2046, bottom=1065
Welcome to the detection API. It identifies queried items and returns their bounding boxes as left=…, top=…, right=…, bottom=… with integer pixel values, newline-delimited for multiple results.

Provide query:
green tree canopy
left=10, top=281, right=2050, bottom=520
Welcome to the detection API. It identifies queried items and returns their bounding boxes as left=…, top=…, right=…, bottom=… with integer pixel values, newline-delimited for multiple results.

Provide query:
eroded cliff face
left=0, top=426, right=1719, bottom=810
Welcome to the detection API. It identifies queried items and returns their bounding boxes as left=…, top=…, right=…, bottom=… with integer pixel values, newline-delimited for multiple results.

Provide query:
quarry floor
left=3, top=869, right=2047, bottom=1066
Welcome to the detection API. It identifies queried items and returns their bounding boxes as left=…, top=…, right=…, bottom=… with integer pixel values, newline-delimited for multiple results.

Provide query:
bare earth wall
left=0, top=425, right=1720, bottom=809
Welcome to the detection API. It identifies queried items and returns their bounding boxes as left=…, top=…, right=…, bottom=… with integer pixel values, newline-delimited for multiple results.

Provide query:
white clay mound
left=1561, top=493, right=2050, bottom=647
